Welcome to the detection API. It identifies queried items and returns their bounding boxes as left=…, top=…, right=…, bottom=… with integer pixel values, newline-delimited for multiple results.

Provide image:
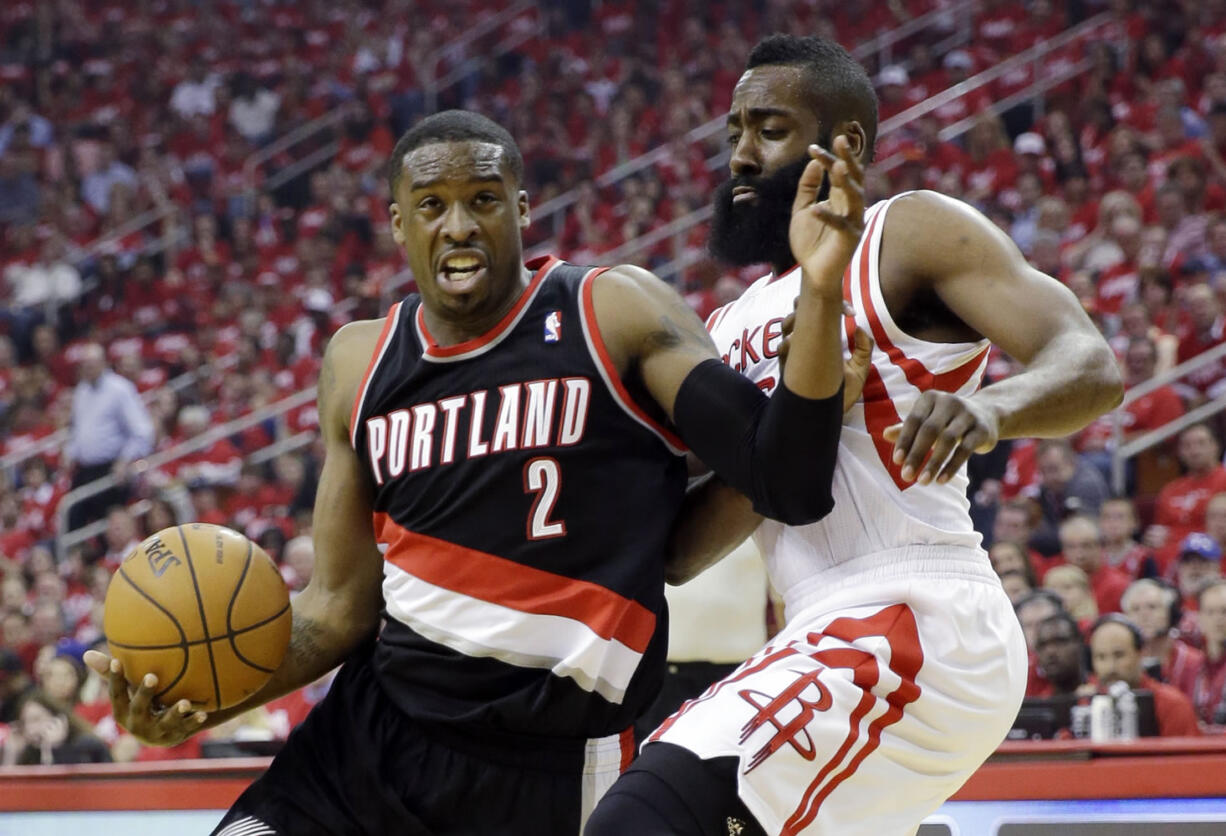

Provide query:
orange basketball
left=104, top=523, right=292, bottom=712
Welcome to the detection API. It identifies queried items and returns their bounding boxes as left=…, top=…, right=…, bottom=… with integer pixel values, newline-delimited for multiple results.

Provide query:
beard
left=708, top=152, right=830, bottom=269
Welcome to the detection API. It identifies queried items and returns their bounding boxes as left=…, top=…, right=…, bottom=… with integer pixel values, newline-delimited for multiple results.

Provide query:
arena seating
left=4, top=0, right=1226, bottom=761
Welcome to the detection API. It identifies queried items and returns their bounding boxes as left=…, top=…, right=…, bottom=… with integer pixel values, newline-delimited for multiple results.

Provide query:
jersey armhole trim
left=349, top=301, right=404, bottom=448
left=578, top=270, right=688, bottom=456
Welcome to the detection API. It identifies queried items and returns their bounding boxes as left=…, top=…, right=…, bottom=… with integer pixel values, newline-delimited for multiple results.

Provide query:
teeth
left=443, top=256, right=480, bottom=271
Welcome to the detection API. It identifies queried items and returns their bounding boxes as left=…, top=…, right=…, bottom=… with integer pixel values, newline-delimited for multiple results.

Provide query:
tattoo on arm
left=288, top=615, right=329, bottom=663
left=644, top=306, right=714, bottom=355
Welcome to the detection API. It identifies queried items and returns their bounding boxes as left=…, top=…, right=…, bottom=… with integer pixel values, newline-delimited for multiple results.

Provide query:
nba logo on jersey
left=544, top=310, right=562, bottom=343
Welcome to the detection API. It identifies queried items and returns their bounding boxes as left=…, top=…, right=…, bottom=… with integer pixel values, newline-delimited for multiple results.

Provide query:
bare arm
left=882, top=191, right=1124, bottom=484
left=85, top=320, right=388, bottom=744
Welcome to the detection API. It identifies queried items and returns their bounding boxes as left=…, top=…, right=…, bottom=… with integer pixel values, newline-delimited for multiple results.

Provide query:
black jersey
left=350, top=256, right=688, bottom=740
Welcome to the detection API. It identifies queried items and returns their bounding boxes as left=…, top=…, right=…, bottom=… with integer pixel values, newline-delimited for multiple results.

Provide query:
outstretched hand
left=788, top=135, right=866, bottom=299
left=83, top=649, right=207, bottom=747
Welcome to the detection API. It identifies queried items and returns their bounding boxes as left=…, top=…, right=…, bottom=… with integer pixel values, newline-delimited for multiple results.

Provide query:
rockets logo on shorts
left=544, top=310, right=562, bottom=343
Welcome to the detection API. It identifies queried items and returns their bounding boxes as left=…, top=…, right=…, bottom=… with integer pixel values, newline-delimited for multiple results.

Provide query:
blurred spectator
left=229, top=74, right=281, bottom=145
left=989, top=540, right=1039, bottom=591
left=1032, top=440, right=1111, bottom=556
left=1145, top=424, right=1226, bottom=570
left=100, top=506, right=142, bottom=570
left=0, top=649, right=33, bottom=724
left=999, top=569, right=1033, bottom=603
left=1175, top=284, right=1226, bottom=400
left=5, top=234, right=83, bottom=311
left=0, top=690, right=112, bottom=765
left=1016, top=590, right=1065, bottom=697
left=1193, top=580, right=1226, bottom=725
left=156, top=405, right=242, bottom=489
left=281, top=535, right=315, bottom=593
left=64, top=344, right=155, bottom=532
left=81, top=141, right=139, bottom=216
left=1099, top=498, right=1159, bottom=579
left=1044, top=564, right=1100, bottom=630
left=1031, top=612, right=1089, bottom=698
left=1174, top=534, right=1224, bottom=621
left=170, top=59, right=221, bottom=119
left=1123, top=578, right=1203, bottom=699
left=1088, top=615, right=1201, bottom=737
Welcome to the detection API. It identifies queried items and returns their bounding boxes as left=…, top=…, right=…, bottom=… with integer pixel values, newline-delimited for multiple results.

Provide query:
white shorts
left=647, top=572, right=1027, bottom=836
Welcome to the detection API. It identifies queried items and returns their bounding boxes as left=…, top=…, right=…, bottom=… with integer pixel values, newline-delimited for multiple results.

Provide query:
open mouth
left=731, top=185, right=758, bottom=204
left=437, top=252, right=488, bottom=295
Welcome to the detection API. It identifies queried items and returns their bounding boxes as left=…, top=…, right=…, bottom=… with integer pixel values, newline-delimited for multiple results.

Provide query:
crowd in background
left=5, top=0, right=1226, bottom=761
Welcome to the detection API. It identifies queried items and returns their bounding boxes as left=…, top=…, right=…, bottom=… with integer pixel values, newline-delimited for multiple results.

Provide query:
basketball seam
left=106, top=602, right=292, bottom=651
left=178, top=524, right=223, bottom=709
left=223, top=538, right=276, bottom=673
left=114, top=566, right=191, bottom=701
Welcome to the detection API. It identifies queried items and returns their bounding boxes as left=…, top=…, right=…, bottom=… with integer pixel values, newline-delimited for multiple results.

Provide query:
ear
left=518, top=190, right=531, bottom=229
left=389, top=202, right=405, bottom=246
left=838, top=121, right=869, bottom=162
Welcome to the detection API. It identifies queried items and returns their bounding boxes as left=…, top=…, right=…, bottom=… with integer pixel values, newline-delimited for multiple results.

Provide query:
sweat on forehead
left=401, top=141, right=511, bottom=190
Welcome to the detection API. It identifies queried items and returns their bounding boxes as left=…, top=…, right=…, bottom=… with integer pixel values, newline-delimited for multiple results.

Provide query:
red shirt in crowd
left=1192, top=650, right=1226, bottom=725
left=1152, top=466, right=1226, bottom=571
left=1141, top=674, right=1202, bottom=736
left=1162, top=638, right=1206, bottom=701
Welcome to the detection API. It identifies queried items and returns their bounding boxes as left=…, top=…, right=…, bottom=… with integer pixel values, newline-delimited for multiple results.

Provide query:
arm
left=592, top=141, right=864, bottom=526
left=882, top=191, right=1124, bottom=485
left=84, top=320, right=388, bottom=745
left=117, top=380, right=156, bottom=463
left=666, top=324, right=874, bottom=585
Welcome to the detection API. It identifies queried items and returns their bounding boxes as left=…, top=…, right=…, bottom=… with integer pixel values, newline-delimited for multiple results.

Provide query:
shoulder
left=880, top=189, right=1018, bottom=272
left=320, top=316, right=396, bottom=421
left=326, top=315, right=395, bottom=374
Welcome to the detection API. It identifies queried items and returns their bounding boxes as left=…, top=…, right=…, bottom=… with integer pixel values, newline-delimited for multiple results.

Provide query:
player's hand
left=883, top=391, right=1000, bottom=485
left=779, top=301, right=873, bottom=412
left=83, top=650, right=207, bottom=747
left=789, top=135, right=865, bottom=300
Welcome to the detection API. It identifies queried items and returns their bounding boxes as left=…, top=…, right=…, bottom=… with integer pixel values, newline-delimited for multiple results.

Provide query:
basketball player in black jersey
left=84, top=110, right=870, bottom=834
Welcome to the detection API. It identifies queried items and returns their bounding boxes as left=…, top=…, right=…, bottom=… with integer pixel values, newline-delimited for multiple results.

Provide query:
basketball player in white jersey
left=586, top=35, right=1123, bottom=836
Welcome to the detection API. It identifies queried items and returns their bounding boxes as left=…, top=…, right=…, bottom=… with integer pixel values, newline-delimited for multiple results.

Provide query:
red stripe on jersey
left=350, top=302, right=402, bottom=445
left=417, top=256, right=557, bottom=358
left=619, top=726, right=636, bottom=772
left=375, top=512, right=656, bottom=653
left=704, top=303, right=729, bottom=333
left=856, top=212, right=989, bottom=394
left=783, top=605, right=924, bottom=834
left=579, top=272, right=687, bottom=452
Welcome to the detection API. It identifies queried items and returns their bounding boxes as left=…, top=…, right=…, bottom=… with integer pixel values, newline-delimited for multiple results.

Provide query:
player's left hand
left=883, top=392, right=999, bottom=485
left=788, top=135, right=865, bottom=300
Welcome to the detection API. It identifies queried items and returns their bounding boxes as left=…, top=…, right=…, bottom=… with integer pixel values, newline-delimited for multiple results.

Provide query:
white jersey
left=707, top=193, right=992, bottom=616
left=648, top=193, right=1027, bottom=835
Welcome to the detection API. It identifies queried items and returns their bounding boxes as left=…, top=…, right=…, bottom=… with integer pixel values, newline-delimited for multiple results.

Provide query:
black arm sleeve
left=672, top=359, right=843, bottom=526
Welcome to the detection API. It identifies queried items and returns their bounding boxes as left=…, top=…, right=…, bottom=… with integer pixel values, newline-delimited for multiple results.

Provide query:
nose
left=441, top=202, right=478, bottom=244
left=730, top=132, right=761, bottom=179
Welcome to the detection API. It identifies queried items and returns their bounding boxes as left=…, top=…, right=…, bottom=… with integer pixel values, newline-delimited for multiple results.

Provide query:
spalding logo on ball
left=104, top=523, right=292, bottom=712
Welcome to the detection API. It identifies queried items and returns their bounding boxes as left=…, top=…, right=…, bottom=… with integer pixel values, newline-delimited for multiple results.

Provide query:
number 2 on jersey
left=524, top=457, right=566, bottom=540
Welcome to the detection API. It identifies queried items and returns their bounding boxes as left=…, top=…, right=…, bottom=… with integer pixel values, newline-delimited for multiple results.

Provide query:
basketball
left=103, top=523, right=292, bottom=712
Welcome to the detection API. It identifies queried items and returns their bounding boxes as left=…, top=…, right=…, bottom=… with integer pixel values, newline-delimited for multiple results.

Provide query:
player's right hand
left=83, top=650, right=207, bottom=747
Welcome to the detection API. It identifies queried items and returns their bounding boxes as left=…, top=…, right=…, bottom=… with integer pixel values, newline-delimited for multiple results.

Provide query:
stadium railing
left=1110, top=343, right=1226, bottom=494
left=525, top=0, right=978, bottom=252
left=54, top=387, right=318, bottom=559
left=593, top=10, right=1113, bottom=285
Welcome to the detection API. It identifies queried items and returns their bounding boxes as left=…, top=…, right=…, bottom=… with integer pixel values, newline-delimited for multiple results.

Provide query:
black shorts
left=212, top=645, right=627, bottom=836
left=584, top=742, right=767, bottom=836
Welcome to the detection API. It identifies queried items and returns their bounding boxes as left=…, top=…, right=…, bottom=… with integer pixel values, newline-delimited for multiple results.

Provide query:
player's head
left=387, top=110, right=530, bottom=322
left=710, top=34, right=878, bottom=271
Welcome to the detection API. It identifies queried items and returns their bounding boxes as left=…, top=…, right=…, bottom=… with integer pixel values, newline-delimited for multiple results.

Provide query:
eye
left=761, top=127, right=787, bottom=140
left=726, top=133, right=741, bottom=147
left=418, top=196, right=442, bottom=212
left=473, top=192, right=498, bottom=206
